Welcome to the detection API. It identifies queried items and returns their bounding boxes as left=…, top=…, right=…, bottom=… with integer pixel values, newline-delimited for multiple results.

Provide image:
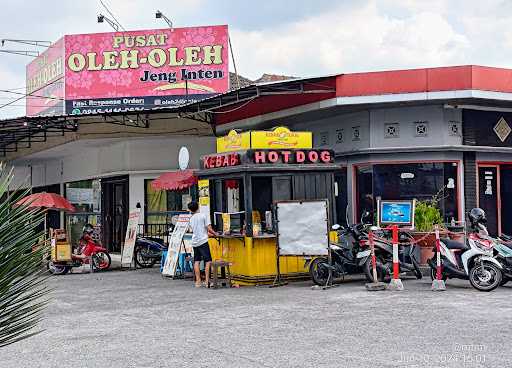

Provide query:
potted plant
left=412, top=190, right=446, bottom=265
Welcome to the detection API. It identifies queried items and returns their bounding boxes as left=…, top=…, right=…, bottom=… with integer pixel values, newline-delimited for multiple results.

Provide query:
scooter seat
left=440, top=238, right=469, bottom=251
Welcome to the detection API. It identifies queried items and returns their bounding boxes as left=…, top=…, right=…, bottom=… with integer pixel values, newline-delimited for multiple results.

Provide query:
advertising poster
left=63, top=25, right=229, bottom=115
left=26, top=37, right=65, bottom=116
left=378, top=200, right=415, bottom=226
left=198, top=179, right=210, bottom=217
left=216, top=130, right=251, bottom=153
left=162, top=213, right=192, bottom=276
left=121, top=208, right=141, bottom=268
left=251, top=127, right=312, bottom=149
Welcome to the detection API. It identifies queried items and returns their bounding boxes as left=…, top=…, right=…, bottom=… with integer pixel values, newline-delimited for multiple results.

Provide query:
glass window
left=144, top=179, right=197, bottom=224
left=356, top=162, right=459, bottom=223
left=65, top=179, right=101, bottom=245
left=210, top=178, right=245, bottom=234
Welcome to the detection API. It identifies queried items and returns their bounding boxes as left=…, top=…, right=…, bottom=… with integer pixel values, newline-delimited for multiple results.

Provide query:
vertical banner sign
left=162, top=214, right=192, bottom=276
left=198, top=179, right=210, bottom=217
left=64, top=25, right=229, bottom=115
left=26, top=37, right=65, bottom=116
left=121, top=208, right=141, bottom=268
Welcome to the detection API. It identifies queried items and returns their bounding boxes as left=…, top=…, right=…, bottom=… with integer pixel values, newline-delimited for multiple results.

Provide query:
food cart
left=197, top=127, right=339, bottom=285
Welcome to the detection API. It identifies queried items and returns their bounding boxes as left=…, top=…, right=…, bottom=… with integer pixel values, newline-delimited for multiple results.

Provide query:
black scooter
left=133, top=236, right=167, bottom=268
left=307, top=221, right=372, bottom=286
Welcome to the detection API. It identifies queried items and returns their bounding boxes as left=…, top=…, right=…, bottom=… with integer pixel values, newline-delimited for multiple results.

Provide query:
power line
left=0, top=89, right=64, bottom=101
left=0, top=76, right=64, bottom=111
left=99, top=0, right=126, bottom=31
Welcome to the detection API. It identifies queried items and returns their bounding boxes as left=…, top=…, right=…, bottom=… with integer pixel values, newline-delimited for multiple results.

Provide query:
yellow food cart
left=197, top=127, right=338, bottom=285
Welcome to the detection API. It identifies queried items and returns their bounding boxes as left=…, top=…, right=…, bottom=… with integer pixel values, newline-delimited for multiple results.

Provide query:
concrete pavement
left=2, top=269, right=512, bottom=368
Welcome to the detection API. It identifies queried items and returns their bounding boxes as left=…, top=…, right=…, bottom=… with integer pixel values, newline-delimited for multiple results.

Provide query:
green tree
left=0, top=165, right=50, bottom=347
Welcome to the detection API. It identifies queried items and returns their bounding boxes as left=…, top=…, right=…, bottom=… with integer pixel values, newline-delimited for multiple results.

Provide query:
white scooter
left=427, top=225, right=503, bottom=292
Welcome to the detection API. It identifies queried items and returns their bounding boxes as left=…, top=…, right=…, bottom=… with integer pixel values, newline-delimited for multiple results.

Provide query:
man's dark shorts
left=193, top=242, right=212, bottom=263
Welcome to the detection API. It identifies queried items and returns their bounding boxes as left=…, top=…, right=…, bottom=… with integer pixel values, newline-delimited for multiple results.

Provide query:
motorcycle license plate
left=356, top=249, right=371, bottom=258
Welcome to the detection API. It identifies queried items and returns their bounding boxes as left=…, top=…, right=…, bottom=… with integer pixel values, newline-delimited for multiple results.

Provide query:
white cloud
left=231, top=1, right=471, bottom=79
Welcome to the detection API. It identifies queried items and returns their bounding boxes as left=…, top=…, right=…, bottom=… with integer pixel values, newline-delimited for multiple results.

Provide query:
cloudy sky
left=0, top=0, right=511, bottom=118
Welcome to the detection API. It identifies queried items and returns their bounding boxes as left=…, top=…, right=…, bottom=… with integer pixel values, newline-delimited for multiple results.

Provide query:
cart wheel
left=47, top=261, right=70, bottom=275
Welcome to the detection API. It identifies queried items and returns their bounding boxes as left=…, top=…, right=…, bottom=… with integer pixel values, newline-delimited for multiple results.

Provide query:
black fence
left=137, top=223, right=173, bottom=245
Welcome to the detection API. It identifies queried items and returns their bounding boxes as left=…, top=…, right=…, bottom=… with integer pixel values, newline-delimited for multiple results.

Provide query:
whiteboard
left=276, top=200, right=329, bottom=256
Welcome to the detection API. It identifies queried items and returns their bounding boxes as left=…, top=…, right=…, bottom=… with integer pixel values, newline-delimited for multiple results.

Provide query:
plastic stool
left=211, top=260, right=232, bottom=288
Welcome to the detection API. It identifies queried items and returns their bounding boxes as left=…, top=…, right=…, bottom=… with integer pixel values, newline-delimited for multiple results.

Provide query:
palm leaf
left=0, top=164, right=51, bottom=347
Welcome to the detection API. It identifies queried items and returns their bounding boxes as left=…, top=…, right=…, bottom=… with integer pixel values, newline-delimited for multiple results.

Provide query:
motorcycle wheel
left=134, top=247, right=158, bottom=268
left=47, top=261, right=70, bottom=275
left=469, top=262, right=502, bottom=292
left=363, top=256, right=387, bottom=282
left=309, top=257, right=330, bottom=286
left=92, top=252, right=111, bottom=271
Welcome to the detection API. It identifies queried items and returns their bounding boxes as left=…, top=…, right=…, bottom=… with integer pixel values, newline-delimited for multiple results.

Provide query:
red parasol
left=151, top=169, right=197, bottom=191
left=16, top=192, right=76, bottom=212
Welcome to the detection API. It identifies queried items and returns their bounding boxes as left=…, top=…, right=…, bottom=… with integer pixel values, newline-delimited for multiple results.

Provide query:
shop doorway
left=478, top=166, right=499, bottom=235
left=477, top=164, right=512, bottom=236
left=102, top=176, right=129, bottom=253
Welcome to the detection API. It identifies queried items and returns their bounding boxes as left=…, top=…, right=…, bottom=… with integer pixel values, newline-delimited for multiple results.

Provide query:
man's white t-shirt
left=189, top=212, right=211, bottom=247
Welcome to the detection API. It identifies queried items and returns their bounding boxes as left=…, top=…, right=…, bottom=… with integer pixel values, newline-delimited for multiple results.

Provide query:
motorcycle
left=308, top=221, right=373, bottom=286
left=427, top=209, right=503, bottom=291
left=133, top=236, right=166, bottom=268
left=48, top=224, right=111, bottom=275
left=308, top=210, right=422, bottom=285
left=361, top=227, right=423, bottom=282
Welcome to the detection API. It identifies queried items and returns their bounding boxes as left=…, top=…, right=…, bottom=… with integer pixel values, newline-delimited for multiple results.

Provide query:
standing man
left=188, top=201, right=216, bottom=287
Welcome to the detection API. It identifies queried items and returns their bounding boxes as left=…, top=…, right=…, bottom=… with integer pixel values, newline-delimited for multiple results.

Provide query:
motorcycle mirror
left=370, top=226, right=379, bottom=232
left=361, top=210, right=370, bottom=223
left=332, top=224, right=341, bottom=230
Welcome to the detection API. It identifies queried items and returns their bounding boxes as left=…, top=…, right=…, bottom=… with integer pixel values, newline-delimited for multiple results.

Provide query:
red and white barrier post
left=365, top=228, right=386, bottom=291
left=432, top=224, right=446, bottom=291
left=370, top=231, right=378, bottom=282
left=387, top=225, right=404, bottom=291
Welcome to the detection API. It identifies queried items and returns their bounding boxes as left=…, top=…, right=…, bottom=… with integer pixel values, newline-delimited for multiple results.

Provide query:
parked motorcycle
left=48, top=224, right=111, bottom=275
left=308, top=210, right=422, bottom=285
left=308, top=221, right=373, bottom=285
left=361, top=227, right=423, bottom=282
left=133, top=236, right=166, bottom=268
left=427, top=208, right=503, bottom=292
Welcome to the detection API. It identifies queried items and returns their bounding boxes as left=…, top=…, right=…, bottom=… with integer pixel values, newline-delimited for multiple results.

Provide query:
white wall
left=10, top=135, right=215, bottom=187
left=8, top=135, right=215, bottom=224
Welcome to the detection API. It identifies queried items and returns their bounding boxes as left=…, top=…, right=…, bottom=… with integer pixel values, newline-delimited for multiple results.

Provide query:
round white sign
left=178, top=146, right=190, bottom=170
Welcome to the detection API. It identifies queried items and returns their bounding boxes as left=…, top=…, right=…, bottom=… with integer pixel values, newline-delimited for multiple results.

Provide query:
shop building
left=5, top=114, right=215, bottom=249
left=6, top=64, right=512, bottom=251
left=183, top=66, right=512, bottom=236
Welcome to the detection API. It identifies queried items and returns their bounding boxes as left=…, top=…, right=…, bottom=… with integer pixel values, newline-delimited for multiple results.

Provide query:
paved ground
left=3, top=268, right=512, bottom=368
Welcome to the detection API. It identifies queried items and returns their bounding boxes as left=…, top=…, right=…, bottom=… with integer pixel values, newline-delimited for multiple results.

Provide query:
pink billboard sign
left=64, top=25, right=229, bottom=115
left=26, top=38, right=65, bottom=116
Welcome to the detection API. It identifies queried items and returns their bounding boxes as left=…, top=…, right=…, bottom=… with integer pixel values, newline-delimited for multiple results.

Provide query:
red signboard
left=203, top=153, right=240, bottom=169
left=26, top=38, right=65, bottom=116
left=253, top=150, right=333, bottom=164
left=26, top=25, right=229, bottom=116
left=64, top=25, right=229, bottom=115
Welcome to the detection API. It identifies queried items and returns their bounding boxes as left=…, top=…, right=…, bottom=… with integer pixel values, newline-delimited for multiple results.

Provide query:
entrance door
left=500, top=165, right=512, bottom=235
left=102, top=176, right=129, bottom=253
left=478, top=166, right=499, bottom=235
